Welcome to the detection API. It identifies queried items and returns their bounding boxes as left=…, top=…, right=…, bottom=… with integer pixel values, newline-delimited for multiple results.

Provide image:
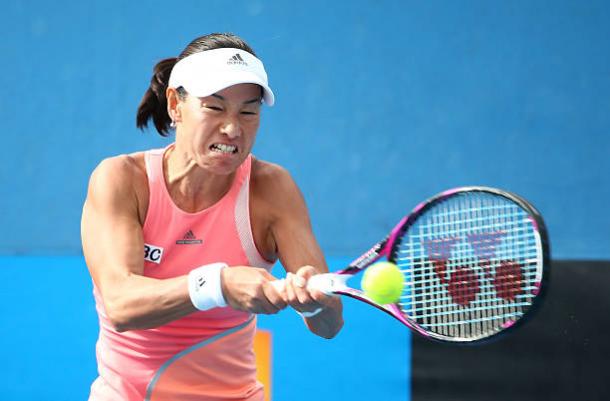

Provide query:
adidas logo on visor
left=227, top=53, right=248, bottom=66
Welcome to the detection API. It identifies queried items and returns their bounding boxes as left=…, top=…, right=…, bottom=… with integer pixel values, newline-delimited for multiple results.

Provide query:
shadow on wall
left=411, top=261, right=610, bottom=401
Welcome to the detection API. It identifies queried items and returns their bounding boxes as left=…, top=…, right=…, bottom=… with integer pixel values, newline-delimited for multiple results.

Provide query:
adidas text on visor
left=168, top=48, right=275, bottom=106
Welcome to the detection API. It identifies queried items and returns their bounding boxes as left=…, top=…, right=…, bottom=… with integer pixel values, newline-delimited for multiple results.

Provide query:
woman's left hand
left=284, top=265, right=334, bottom=316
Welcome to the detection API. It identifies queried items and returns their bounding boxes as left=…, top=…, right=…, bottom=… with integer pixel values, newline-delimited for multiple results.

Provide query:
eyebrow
left=211, top=94, right=262, bottom=105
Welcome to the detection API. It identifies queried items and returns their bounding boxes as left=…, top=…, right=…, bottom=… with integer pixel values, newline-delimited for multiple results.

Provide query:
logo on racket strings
left=423, top=231, right=525, bottom=306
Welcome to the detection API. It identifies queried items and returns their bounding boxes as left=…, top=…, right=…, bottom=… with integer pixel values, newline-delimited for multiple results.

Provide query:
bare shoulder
left=89, top=153, right=146, bottom=191
left=86, top=153, right=148, bottom=216
left=250, top=158, right=304, bottom=210
left=251, top=158, right=294, bottom=188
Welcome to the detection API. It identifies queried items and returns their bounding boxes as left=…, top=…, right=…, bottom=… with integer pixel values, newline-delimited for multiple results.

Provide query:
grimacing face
left=171, top=83, right=262, bottom=175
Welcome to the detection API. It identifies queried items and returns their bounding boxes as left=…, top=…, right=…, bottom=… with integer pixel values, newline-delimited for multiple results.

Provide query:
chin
left=202, top=153, right=244, bottom=175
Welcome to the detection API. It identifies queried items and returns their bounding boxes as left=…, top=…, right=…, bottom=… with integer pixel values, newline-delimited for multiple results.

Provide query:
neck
left=163, top=145, right=235, bottom=212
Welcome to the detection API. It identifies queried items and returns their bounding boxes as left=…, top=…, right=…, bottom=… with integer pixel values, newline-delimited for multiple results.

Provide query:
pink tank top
left=89, top=145, right=274, bottom=401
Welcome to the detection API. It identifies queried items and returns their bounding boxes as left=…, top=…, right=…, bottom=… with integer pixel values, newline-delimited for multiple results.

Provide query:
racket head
left=386, top=186, right=550, bottom=343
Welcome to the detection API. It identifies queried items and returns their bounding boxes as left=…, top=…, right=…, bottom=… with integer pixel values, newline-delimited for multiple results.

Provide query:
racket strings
left=395, top=192, right=542, bottom=341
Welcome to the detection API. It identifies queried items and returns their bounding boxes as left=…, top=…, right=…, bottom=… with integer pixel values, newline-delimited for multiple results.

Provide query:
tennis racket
left=276, top=186, right=549, bottom=343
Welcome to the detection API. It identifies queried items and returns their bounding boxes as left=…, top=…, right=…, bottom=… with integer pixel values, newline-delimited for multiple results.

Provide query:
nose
left=220, top=118, right=241, bottom=139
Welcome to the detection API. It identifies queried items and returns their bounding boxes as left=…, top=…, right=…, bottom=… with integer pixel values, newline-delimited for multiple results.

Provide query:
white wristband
left=188, top=263, right=228, bottom=311
left=298, top=307, right=324, bottom=318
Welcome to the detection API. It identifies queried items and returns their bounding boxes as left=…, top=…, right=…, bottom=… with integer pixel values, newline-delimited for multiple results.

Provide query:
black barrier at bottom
left=411, top=260, right=610, bottom=401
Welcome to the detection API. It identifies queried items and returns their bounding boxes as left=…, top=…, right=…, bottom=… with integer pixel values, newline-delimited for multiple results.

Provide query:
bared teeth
left=211, top=144, right=237, bottom=154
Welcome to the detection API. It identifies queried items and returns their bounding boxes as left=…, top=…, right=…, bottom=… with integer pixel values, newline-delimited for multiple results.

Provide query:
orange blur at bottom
left=254, top=330, right=272, bottom=401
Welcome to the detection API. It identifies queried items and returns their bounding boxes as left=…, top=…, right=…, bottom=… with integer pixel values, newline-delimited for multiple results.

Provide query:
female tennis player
left=81, top=33, right=343, bottom=401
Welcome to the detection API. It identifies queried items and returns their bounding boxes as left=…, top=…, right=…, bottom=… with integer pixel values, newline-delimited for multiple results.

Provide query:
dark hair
left=136, top=33, right=257, bottom=136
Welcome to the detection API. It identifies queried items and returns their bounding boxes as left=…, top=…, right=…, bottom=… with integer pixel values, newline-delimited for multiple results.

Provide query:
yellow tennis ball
left=361, top=262, right=404, bottom=304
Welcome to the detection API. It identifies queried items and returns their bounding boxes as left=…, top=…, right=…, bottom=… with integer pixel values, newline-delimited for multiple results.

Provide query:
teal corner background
left=0, top=256, right=410, bottom=401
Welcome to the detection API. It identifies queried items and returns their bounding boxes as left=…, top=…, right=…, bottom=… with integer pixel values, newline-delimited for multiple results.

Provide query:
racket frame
left=329, top=186, right=550, bottom=343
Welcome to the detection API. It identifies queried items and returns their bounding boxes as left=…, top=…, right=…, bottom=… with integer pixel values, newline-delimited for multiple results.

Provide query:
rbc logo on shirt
left=144, top=243, right=164, bottom=264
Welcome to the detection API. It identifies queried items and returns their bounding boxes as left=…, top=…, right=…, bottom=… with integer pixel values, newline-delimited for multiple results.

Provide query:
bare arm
left=81, top=156, right=195, bottom=332
left=253, top=162, right=344, bottom=339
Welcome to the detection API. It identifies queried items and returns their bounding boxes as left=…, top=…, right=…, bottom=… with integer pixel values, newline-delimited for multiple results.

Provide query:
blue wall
left=0, top=257, right=409, bottom=401
left=1, top=0, right=609, bottom=259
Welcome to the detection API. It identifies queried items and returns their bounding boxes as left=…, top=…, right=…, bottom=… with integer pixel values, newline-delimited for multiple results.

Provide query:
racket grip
left=269, top=279, right=286, bottom=292
left=269, top=273, right=347, bottom=295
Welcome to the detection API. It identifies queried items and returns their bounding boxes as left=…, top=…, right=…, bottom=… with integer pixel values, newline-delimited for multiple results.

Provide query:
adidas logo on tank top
left=176, top=230, right=203, bottom=245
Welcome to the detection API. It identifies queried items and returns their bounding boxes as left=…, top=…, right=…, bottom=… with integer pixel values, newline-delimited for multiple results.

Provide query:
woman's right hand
left=220, top=266, right=287, bottom=314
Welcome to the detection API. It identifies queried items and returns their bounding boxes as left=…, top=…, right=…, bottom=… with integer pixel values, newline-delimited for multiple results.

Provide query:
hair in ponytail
left=136, top=58, right=177, bottom=136
left=136, top=33, right=257, bottom=136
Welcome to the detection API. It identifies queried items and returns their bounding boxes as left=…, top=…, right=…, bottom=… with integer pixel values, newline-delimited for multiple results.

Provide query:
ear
left=166, top=87, right=183, bottom=123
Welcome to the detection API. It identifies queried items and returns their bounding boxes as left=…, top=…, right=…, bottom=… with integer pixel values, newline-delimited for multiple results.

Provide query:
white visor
left=168, top=48, right=275, bottom=106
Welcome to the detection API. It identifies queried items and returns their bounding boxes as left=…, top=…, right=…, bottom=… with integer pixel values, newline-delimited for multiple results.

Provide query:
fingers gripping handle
left=270, top=273, right=348, bottom=295
left=270, top=273, right=347, bottom=318
left=269, top=279, right=285, bottom=292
